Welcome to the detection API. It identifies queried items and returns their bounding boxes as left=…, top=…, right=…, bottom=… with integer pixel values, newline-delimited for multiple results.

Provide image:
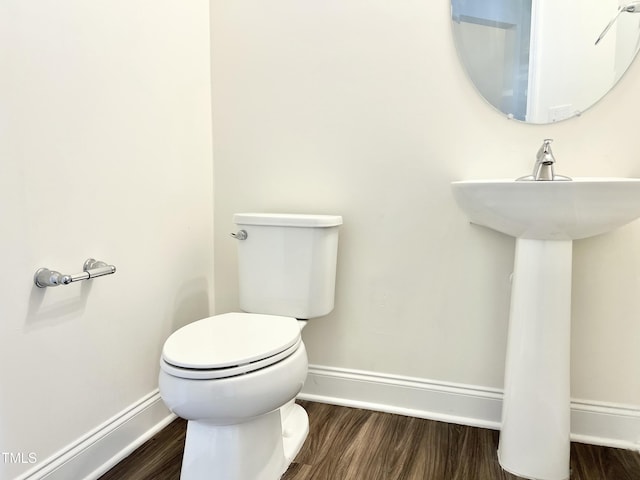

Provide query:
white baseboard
left=15, top=390, right=175, bottom=480
left=12, top=368, right=640, bottom=480
left=571, top=399, right=640, bottom=450
left=299, top=364, right=640, bottom=452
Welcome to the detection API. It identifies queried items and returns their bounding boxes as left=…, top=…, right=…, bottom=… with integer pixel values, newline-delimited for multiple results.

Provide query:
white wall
left=212, top=0, right=640, bottom=407
left=0, top=1, right=213, bottom=479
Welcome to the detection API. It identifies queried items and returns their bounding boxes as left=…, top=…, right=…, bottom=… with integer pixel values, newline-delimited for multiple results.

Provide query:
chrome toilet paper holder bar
left=34, top=258, right=116, bottom=288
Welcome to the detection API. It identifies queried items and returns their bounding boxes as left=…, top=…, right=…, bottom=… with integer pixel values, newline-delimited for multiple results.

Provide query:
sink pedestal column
left=498, top=238, right=572, bottom=480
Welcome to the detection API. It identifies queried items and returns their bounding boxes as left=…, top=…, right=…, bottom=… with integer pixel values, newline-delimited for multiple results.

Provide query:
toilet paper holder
left=34, top=258, right=116, bottom=288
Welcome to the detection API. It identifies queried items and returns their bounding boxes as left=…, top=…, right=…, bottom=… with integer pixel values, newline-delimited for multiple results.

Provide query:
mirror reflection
left=451, top=0, right=640, bottom=124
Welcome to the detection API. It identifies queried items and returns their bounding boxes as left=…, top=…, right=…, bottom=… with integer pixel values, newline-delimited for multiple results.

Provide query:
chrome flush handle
left=230, top=230, right=248, bottom=240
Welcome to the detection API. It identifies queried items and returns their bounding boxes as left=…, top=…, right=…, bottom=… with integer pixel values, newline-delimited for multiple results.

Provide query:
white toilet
left=158, top=213, right=342, bottom=480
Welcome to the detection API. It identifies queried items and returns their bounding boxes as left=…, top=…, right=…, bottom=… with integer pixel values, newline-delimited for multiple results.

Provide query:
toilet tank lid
left=234, top=213, right=342, bottom=227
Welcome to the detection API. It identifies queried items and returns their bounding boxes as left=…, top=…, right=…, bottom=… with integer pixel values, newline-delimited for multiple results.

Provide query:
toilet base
left=282, top=402, right=309, bottom=465
left=180, top=403, right=309, bottom=480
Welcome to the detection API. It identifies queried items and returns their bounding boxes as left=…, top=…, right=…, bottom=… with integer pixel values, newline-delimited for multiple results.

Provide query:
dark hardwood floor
left=99, top=401, right=640, bottom=480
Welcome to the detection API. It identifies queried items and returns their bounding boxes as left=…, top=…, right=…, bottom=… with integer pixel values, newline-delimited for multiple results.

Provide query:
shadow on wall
left=24, top=280, right=93, bottom=332
left=24, top=273, right=211, bottom=334
left=171, top=277, right=212, bottom=332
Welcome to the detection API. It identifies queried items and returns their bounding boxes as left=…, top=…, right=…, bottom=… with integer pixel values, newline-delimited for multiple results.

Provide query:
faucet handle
left=538, top=139, right=554, bottom=159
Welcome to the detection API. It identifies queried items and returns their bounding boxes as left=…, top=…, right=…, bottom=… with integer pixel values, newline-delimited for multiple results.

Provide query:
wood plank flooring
left=99, top=401, right=640, bottom=480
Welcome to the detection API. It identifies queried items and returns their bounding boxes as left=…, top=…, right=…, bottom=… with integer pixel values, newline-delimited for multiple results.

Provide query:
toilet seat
left=161, top=312, right=301, bottom=380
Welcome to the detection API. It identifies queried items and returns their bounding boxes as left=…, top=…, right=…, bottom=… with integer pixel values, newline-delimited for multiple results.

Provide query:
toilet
left=158, top=213, right=342, bottom=480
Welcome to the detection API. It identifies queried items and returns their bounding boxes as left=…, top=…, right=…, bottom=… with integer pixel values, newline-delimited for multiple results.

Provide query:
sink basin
left=451, top=177, right=640, bottom=240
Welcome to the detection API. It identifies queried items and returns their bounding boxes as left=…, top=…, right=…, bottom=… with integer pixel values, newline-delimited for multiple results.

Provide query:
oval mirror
left=451, top=0, right=640, bottom=124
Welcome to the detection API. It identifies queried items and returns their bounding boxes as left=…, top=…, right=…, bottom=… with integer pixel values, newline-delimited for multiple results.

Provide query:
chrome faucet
left=517, top=139, right=571, bottom=181
left=533, top=139, right=556, bottom=181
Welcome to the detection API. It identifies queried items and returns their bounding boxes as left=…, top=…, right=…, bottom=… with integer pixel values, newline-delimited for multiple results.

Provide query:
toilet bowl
left=159, top=313, right=309, bottom=480
left=158, top=213, right=342, bottom=480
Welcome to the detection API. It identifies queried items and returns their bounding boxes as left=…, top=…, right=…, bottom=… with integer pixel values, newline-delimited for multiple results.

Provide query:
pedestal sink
left=451, top=178, right=640, bottom=480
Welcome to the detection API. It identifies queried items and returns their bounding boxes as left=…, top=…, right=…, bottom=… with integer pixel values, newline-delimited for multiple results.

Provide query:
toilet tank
left=233, top=213, right=342, bottom=319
